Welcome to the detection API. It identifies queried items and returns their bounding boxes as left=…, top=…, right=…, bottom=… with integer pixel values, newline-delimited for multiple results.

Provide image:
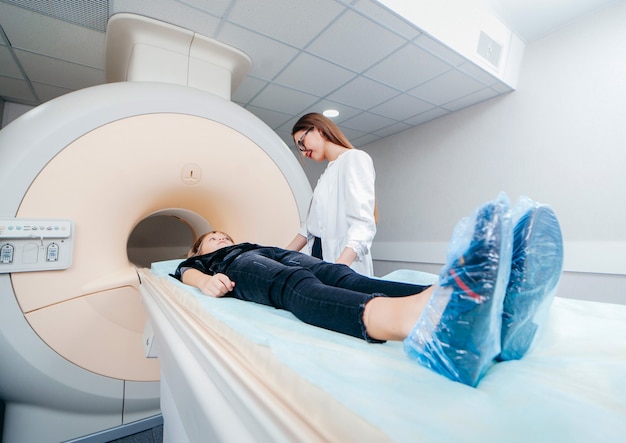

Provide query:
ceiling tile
left=249, top=83, right=319, bottom=116
left=364, top=42, right=452, bottom=91
left=327, top=76, right=399, bottom=110
left=226, top=0, right=346, bottom=48
left=370, top=93, right=435, bottom=121
left=306, top=9, right=406, bottom=73
left=273, top=101, right=365, bottom=138
left=245, top=105, right=293, bottom=130
left=409, top=69, right=484, bottom=106
left=491, top=81, right=515, bottom=94
left=274, top=52, right=356, bottom=96
left=0, top=0, right=535, bottom=142
left=352, top=0, right=422, bottom=41
left=15, top=50, right=104, bottom=90
left=457, top=61, right=501, bottom=86
left=338, top=125, right=368, bottom=141
left=232, top=76, right=268, bottom=104
left=297, top=98, right=363, bottom=126
left=175, top=0, right=232, bottom=17
left=4, top=0, right=108, bottom=31
left=1, top=4, right=105, bottom=68
left=342, top=111, right=396, bottom=133
left=0, top=45, right=22, bottom=78
left=413, top=34, right=467, bottom=67
left=0, top=75, right=35, bottom=103
left=31, top=81, right=72, bottom=103
left=217, top=22, right=299, bottom=80
left=351, top=132, right=382, bottom=147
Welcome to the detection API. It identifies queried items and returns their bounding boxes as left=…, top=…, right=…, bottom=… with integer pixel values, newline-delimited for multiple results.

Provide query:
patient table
left=140, top=261, right=626, bottom=443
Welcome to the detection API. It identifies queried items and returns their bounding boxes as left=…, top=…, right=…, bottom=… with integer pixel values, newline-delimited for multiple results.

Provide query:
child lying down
left=172, top=193, right=563, bottom=387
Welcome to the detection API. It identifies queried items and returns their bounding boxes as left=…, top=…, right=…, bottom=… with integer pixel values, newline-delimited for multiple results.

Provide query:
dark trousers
left=223, top=247, right=429, bottom=341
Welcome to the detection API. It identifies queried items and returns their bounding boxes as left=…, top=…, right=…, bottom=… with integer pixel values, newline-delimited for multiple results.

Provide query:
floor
left=107, top=425, right=163, bottom=443
left=0, top=400, right=163, bottom=443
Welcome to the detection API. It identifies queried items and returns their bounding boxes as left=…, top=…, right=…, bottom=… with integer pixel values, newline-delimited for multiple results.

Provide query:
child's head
left=188, top=231, right=234, bottom=257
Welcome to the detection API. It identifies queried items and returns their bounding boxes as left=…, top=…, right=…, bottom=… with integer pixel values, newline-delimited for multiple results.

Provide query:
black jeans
left=223, top=247, right=429, bottom=341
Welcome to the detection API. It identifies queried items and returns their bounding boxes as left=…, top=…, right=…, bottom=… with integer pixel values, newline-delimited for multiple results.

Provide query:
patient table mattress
left=144, top=261, right=626, bottom=442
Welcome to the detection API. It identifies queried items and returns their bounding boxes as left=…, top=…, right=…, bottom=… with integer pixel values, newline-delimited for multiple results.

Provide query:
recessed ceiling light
left=323, top=109, right=339, bottom=118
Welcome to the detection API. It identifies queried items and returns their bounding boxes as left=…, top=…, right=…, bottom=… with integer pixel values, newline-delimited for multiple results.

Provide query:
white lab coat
left=300, top=149, right=376, bottom=276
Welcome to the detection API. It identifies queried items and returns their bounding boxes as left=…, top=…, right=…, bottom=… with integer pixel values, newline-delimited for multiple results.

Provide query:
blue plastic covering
left=499, top=196, right=564, bottom=360
left=403, top=193, right=513, bottom=386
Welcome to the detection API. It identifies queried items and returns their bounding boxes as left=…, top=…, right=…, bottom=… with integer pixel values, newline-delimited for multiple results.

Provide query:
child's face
left=199, top=232, right=234, bottom=254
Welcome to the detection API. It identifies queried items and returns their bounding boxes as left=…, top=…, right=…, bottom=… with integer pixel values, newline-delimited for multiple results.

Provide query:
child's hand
left=199, top=273, right=235, bottom=297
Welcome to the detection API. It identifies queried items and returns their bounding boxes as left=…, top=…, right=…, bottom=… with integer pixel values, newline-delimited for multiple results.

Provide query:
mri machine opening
left=127, top=214, right=195, bottom=269
left=0, top=81, right=312, bottom=442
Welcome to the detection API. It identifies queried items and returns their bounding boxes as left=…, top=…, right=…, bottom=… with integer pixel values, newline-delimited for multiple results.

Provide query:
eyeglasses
left=296, top=127, right=313, bottom=152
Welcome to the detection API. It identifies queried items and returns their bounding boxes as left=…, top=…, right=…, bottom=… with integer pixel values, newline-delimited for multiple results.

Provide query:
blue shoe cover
left=498, top=197, right=563, bottom=361
left=403, top=194, right=512, bottom=387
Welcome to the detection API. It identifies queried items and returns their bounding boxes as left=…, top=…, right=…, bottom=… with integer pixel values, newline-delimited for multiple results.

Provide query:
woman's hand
left=335, top=246, right=357, bottom=267
left=285, top=233, right=307, bottom=251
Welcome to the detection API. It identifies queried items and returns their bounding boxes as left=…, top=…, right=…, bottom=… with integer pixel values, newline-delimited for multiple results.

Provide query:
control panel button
left=0, top=218, right=73, bottom=273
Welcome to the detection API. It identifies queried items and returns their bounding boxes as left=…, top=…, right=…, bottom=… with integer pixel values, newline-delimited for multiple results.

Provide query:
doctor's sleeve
left=342, top=151, right=377, bottom=260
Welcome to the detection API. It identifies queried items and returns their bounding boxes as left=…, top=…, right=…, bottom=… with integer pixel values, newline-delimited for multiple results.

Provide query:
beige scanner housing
left=0, top=14, right=312, bottom=443
left=14, top=112, right=303, bottom=381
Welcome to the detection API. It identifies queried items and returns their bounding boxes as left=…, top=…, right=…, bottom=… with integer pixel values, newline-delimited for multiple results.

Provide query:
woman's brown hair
left=292, top=113, right=379, bottom=224
left=292, top=113, right=354, bottom=149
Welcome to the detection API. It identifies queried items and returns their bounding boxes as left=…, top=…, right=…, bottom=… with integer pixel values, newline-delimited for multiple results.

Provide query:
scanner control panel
left=0, top=218, right=74, bottom=273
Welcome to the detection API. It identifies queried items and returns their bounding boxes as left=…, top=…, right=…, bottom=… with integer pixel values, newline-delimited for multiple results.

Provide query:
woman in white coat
left=287, top=113, right=377, bottom=276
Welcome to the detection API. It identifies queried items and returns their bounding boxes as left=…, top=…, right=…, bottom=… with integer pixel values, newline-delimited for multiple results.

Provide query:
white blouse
left=300, top=149, right=377, bottom=276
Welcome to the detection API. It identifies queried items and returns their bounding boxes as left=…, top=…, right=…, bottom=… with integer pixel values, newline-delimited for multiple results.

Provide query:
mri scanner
left=2, top=13, right=626, bottom=443
left=0, top=14, right=311, bottom=442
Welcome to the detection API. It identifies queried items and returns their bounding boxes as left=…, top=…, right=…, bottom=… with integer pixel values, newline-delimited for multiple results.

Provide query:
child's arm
left=181, top=268, right=235, bottom=297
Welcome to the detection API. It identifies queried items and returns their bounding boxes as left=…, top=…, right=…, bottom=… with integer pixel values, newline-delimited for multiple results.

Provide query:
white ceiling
left=0, top=0, right=617, bottom=147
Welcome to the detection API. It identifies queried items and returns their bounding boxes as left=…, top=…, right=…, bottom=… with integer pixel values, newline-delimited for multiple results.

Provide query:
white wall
left=365, top=1, right=626, bottom=304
